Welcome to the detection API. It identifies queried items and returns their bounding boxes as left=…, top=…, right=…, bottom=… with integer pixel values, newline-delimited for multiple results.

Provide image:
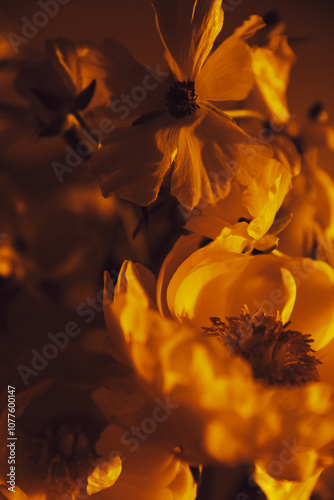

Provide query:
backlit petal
left=197, top=35, right=253, bottom=102
left=255, top=463, right=323, bottom=500
left=151, top=0, right=224, bottom=80
left=87, top=457, right=122, bottom=495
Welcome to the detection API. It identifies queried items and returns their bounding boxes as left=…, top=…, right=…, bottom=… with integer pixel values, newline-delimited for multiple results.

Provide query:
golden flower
left=88, top=0, right=284, bottom=210
left=101, top=235, right=334, bottom=493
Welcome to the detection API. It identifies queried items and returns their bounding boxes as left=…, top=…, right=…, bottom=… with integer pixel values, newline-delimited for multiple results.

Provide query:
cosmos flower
left=100, top=231, right=334, bottom=495
left=88, top=0, right=285, bottom=210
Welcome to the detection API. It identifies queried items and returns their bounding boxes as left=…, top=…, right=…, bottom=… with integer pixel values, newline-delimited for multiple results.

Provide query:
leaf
left=73, top=79, right=96, bottom=110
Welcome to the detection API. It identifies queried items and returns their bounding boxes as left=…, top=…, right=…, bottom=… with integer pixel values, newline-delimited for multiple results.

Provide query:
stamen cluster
left=166, top=80, right=200, bottom=119
left=203, top=308, right=321, bottom=387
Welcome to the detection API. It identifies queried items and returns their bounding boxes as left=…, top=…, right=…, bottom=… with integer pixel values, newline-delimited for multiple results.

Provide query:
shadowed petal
left=90, top=117, right=179, bottom=206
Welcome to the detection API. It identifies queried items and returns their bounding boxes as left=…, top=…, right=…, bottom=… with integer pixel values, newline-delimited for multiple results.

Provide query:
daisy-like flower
left=88, top=0, right=285, bottom=210
left=100, top=223, right=334, bottom=499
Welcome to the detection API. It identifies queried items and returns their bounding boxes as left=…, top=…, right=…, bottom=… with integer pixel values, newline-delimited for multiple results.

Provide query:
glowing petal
left=282, top=258, right=334, bottom=351
left=280, top=267, right=297, bottom=325
left=233, top=15, right=266, bottom=40
left=197, top=35, right=253, bottom=102
left=0, top=484, right=46, bottom=500
left=255, top=463, right=323, bottom=500
left=251, top=33, right=296, bottom=124
left=87, top=457, right=122, bottom=495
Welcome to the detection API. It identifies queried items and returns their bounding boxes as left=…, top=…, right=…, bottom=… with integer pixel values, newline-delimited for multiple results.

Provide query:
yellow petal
left=151, top=0, right=224, bottom=80
left=157, top=233, right=203, bottom=318
left=281, top=257, right=334, bottom=350
left=87, top=457, right=122, bottom=495
left=280, top=267, right=297, bottom=324
left=251, top=33, right=296, bottom=124
left=233, top=15, right=266, bottom=40
left=254, top=462, right=323, bottom=500
left=197, top=35, right=254, bottom=102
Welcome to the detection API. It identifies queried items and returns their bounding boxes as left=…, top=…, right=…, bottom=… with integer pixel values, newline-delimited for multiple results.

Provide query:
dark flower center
left=165, top=80, right=200, bottom=119
left=203, top=307, right=321, bottom=387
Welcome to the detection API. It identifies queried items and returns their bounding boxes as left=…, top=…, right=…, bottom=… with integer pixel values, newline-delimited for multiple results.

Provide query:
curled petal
left=233, top=15, right=266, bottom=40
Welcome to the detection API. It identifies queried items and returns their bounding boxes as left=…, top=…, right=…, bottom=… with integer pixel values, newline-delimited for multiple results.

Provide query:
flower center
left=165, top=80, right=200, bottom=119
left=30, top=415, right=101, bottom=498
left=203, top=307, right=321, bottom=387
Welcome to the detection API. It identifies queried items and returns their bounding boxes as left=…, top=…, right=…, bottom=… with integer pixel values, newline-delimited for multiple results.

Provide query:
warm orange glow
left=87, top=457, right=123, bottom=495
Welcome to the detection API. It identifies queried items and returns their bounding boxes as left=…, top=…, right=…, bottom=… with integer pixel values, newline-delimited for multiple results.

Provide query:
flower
left=0, top=349, right=197, bottom=500
left=100, top=237, right=334, bottom=493
left=158, top=223, right=334, bottom=352
left=14, top=37, right=110, bottom=140
left=88, top=0, right=284, bottom=210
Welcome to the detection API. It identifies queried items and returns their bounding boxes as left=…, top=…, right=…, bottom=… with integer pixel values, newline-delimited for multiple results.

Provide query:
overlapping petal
left=102, top=259, right=334, bottom=481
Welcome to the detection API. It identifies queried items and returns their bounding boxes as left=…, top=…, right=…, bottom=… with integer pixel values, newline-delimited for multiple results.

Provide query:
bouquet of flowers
left=1, top=1, right=334, bottom=499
